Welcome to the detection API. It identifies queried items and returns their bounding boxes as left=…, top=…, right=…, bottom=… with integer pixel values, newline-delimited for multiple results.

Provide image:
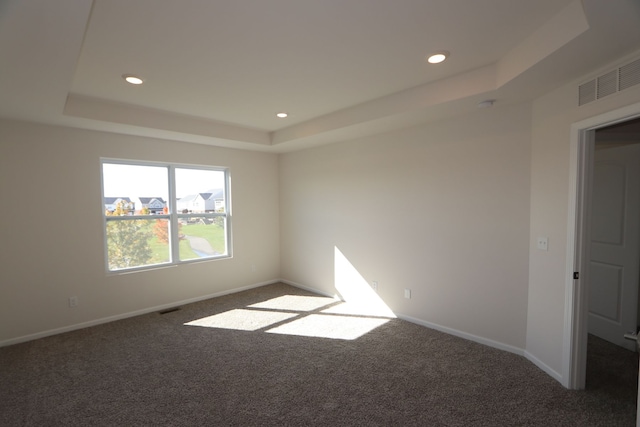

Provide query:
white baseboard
left=285, top=282, right=565, bottom=385
left=396, top=313, right=525, bottom=356
left=279, top=280, right=528, bottom=358
left=279, top=279, right=341, bottom=300
left=397, top=312, right=563, bottom=384
left=3, top=277, right=564, bottom=388
left=0, top=279, right=280, bottom=348
left=524, top=351, right=563, bottom=384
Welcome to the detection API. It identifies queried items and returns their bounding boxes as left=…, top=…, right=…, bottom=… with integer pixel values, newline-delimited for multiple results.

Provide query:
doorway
left=584, top=119, right=640, bottom=405
left=565, top=103, right=640, bottom=391
left=589, top=121, right=640, bottom=350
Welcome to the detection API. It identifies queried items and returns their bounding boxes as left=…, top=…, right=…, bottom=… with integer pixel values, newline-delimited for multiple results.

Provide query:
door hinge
left=573, top=272, right=579, bottom=280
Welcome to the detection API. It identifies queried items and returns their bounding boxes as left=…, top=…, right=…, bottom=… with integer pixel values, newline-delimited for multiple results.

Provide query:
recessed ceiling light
left=276, top=112, right=288, bottom=118
left=427, top=51, right=449, bottom=64
left=122, top=74, right=144, bottom=85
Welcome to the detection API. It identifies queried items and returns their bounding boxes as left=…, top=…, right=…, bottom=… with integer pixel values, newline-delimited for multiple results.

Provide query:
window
left=101, top=160, right=231, bottom=272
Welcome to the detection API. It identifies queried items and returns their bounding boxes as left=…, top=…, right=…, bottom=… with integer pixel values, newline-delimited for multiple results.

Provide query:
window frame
left=100, top=158, right=232, bottom=273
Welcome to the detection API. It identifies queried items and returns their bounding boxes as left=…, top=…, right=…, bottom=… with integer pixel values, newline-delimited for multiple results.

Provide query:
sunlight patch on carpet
left=322, top=302, right=391, bottom=318
left=248, top=295, right=336, bottom=312
left=266, top=314, right=390, bottom=340
left=184, top=309, right=297, bottom=331
left=185, top=288, right=394, bottom=340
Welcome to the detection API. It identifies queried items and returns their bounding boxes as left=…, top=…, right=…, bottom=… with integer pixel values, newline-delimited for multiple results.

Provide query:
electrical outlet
left=537, top=237, right=548, bottom=251
left=371, top=281, right=378, bottom=291
left=69, top=296, right=78, bottom=308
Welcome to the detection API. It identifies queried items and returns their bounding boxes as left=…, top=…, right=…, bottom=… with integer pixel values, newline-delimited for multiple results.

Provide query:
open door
left=587, top=143, right=640, bottom=351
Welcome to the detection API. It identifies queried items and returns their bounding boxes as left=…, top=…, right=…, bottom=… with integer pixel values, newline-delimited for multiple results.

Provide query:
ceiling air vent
left=578, top=57, right=640, bottom=106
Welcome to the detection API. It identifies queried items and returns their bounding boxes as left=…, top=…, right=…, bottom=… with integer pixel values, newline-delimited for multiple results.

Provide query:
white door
left=588, top=143, right=640, bottom=352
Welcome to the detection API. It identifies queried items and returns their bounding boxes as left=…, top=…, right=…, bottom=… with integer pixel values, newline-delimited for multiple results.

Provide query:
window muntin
left=101, top=160, right=231, bottom=272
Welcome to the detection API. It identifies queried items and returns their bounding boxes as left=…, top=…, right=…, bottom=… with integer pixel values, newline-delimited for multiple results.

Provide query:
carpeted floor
left=0, top=283, right=637, bottom=426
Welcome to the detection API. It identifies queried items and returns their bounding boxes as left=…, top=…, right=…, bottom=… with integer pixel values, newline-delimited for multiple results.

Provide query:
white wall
left=279, top=102, right=532, bottom=350
left=0, top=119, right=280, bottom=345
left=527, top=54, right=640, bottom=379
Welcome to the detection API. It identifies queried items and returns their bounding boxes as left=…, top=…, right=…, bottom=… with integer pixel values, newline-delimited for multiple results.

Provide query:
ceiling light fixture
left=276, top=112, right=288, bottom=118
left=427, top=51, right=449, bottom=64
left=122, top=74, right=144, bottom=85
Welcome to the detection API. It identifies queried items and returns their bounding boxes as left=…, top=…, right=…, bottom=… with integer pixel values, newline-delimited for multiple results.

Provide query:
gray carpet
left=0, top=283, right=637, bottom=426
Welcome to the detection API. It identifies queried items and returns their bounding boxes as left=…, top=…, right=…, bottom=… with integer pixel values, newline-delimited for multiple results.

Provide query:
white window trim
left=101, top=158, right=232, bottom=274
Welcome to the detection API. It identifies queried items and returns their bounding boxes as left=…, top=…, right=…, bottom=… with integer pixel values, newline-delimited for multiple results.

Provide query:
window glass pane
left=103, top=163, right=169, bottom=215
left=175, top=168, right=226, bottom=213
left=102, top=161, right=230, bottom=272
left=179, top=217, right=227, bottom=261
left=106, top=219, right=170, bottom=270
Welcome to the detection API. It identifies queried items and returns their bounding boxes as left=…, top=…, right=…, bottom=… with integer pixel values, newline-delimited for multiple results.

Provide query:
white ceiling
left=1, top=0, right=640, bottom=152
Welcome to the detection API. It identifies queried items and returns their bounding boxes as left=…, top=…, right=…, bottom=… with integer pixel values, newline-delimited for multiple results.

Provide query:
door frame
left=564, top=102, right=640, bottom=389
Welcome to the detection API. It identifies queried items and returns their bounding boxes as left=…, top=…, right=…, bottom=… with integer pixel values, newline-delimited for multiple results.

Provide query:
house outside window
left=135, top=197, right=167, bottom=214
left=101, top=159, right=231, bottom=272
left=104, top=197, right=134, bottom=214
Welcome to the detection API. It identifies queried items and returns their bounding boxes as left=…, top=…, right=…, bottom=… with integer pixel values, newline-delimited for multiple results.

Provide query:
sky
left=102, top=163, right=225, bottom=200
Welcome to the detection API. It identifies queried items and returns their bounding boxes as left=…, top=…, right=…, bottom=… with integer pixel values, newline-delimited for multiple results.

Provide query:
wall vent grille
left=578, top=57, right=640, bottom=106
left=597, top=70, right=617, bottom=99
left=620, top=58, right=640, bottom=91
left=578, top=80, right=596, bottom=106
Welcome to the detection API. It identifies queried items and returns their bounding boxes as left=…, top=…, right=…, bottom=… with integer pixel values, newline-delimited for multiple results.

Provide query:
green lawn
left=147, top=221, right=226, bottom=262
left=148, top=234, right=171, bottom=264
left=182, top=223, right=226, bottom=250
